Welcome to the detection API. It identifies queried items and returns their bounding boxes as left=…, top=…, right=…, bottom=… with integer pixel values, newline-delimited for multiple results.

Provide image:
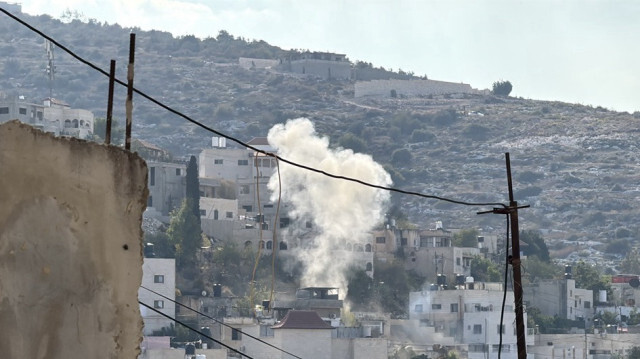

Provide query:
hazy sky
left=16, top=0, right=640, bottom=113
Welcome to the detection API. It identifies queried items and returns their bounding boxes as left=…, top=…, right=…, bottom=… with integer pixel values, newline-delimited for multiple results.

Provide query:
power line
left=0, top=7, right=508, bottom=210
left=140, top=285, right=303, bottom=359
left=138, top=300, right=254, bottom=359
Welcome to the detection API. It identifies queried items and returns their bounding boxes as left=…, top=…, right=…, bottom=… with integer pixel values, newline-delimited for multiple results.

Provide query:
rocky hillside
left=2, top=10, right=640, bottom=259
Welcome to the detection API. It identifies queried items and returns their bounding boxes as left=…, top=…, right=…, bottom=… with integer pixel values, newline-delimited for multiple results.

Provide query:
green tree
left=604, top=239, right=631, bottom=256
left=470, top=255, right=501, bottom=282
left=144, top=231, right=175, bottom=258
left=186, top=155, right=201, bottom=226
left=520, top=230, right=550, bottom=262
left=167, top=198, right=202, bottom=268
left=391, top=148, right=413, bottom=165
left=338, top=133, right=367, bottom=153
left=620, top=248, right=640, bottom=274
left=492, top=80, right=513, bottom=96
left=93, top=117, right=124, bottom=145
left=453, top=229, right=479, bottom=247
left=574, top=261, right=611, bottom=303
left=346, top=267, right=373, bottom=308
left=523, top=256, right=561, bottom=283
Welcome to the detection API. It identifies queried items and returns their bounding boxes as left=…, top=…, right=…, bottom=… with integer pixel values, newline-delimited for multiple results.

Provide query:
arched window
left=279, top=241, right=287, bottom=250
left=72, top=119, right=79, bottom=128
left=366, top=262, right=373, bottom=272
left=244, top=241, right=252, bottom=248
left=365, top=244, right=372, bottom=252
left=64, top=119, right=71, bottom=128
left=266, top=241, right=273, bottom=250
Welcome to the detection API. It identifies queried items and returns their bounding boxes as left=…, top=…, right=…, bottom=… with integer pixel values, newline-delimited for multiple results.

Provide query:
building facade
left=138, top=258, right=176, bottom=335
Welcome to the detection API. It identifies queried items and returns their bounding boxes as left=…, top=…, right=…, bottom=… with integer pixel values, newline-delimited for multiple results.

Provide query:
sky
left=16, top=0, right=640, bottom=113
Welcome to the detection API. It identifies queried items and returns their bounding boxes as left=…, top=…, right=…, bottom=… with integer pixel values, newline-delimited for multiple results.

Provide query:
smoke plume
left=267, top=118, right=391, bottom=295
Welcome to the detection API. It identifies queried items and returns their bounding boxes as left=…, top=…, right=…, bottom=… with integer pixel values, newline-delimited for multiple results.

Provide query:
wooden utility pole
left=105, top=59, right=116, bottom=145
left=125, top=33, right=135, bottom=150
left=478, top=153, right=529, bottom=359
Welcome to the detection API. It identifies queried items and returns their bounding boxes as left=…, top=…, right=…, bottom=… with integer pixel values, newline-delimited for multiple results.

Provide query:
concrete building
left=281, top=51, right=352, bottom=80
left=0, top=97, right=95, bottom=139
left=147, top=161, right=186, bottom=218
left=355, top=79, right=477, bottom=98
left=138, top=258, right=176, bottom=335
left=523, top=279, right=594, bottom=323
left=408, top=284, right=534, bottom=359
left=529, top=333, right=640, bottom=359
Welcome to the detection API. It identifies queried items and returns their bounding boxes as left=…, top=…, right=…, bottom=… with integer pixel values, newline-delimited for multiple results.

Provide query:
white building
left=138, top=258, right=176, bottom=335
left=523, top=279, right=594, bottom=323
left=408, top=284, right=534, bottom=359
left=0, top=97, right=94, bottom=139
left=147, top=161, right=186, bottom=218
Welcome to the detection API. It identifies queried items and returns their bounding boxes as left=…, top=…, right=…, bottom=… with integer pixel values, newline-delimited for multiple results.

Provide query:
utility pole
left=478, top=153, right=529, bottom=359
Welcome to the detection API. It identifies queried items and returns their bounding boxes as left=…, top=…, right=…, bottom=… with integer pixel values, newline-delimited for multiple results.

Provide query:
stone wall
left=238, top=57, right=280, bottom=69
left=0, top=120, right=148, bottom=358
left=286, top=59, right=352, bottom=80
left=355, top=79, right=476, bottom=98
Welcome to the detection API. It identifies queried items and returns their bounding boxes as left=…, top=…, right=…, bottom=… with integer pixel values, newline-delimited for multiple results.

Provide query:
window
left=473, top=324, right=482, bottom=334
left=585, top=301, right=591, bottom=309
left=37, top=111, right=43, bottom=120
left=432, top=304, right=442, bottom=310
left=376, top=237, right=386, bottom=244
left=214, top=210, right=219, bottom=220
left=0, top=107, right=8, bottom=114
left=414, top=304, right=423, bottom=313
left=240, top=185, right=250, bottom=194
left=238, top=159, right=249, bottom=166
left=200, top=209, right=206, bottom=216
left=147, top=196, right=153, bottom=207
left=400, top=237, right=407, bottom=246
left=456, top=257, right=461, bottom=266
left=280, top=217, right=290, bottom=228
left=366, top=262, right=373, bottom=271
left=19, top=107, right=26, bottom=115
left=497, top=324, right=505, bottom=334
left=226, top=211, right=233, bottom=218
left=279, top=241, right=288, bottom=250
left=231, top=328, right=241, bottom=340
left=450, top=303, right=459, bottom=312
left=214, top=159, right=223, bottom=164
left=365, top=244, right=372, bottom=252
left=266, top=241, right=273, bottom=249
left=154, top=275, right=164, bottom=283
left=154, top=300, right=164, bottom=309
left=242, top=205, right=253, bottom=212
left=264, top=204, right=273, bottom=208
left=175, top=168, right=181, bottom=176
left=149, top=167, right=155, bottom=186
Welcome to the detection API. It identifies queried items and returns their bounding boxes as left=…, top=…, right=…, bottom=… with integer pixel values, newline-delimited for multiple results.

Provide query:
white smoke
left=267, top=118, right=392, bottom=295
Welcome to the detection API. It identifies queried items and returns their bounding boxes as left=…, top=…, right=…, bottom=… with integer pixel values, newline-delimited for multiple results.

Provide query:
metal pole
left=506, top=152, right=527, bottom=359
left=105, top=59, right=115, bottom=145
left=125, top=33, right=135, bottom=150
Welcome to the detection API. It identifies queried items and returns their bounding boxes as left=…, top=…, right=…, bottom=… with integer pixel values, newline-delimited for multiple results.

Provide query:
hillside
left=2, top=10, right=640, bottom=264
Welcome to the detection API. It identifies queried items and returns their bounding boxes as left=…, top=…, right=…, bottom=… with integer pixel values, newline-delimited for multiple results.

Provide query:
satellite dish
left=629, top=278, right=640, bottom=288
left=201, top=290, right=208, bottom=297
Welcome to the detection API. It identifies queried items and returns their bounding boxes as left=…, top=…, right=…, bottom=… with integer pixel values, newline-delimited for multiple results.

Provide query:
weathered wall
left=355, top=79, right=476, bottom=98
left=0, top=120, right=148, bottom=358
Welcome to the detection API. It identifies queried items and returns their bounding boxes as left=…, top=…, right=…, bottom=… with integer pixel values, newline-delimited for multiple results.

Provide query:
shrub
left=492, top=80, right=513, bottom=96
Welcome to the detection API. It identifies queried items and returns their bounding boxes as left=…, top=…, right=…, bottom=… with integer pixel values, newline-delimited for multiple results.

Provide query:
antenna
left=44, top=40, right=55, bottom=99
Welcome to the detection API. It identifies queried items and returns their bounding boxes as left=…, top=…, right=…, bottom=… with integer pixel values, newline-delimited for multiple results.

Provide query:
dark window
left=154, top=275, right=164, bottom=283
left=199, top=209, right=206, bottom=216
left=242, top=205, right=252, bottom=212
left=366, top=262, right=372, bottom=271
left=232, top=329, right=241, bottom=340
left=154, top=300, right=164, bottom=309
left=401, top=237, right=408, bottom=246
left=149, top=167, right=155, bottom=186
left=19, top=107, right=26, bottom=115
left=0, top=107, right=8, bottom=114
left=147, top=196, right=153, bottom=207
left=214, top=210, right=219, bottom=220
left=280, top=217, right=290, bottom=228
left=266, top=241, right=273, bottom=250
left=226, top=211, right=233, bottom=218
left=451, top=303, right=459, bottom=312
left=415, top=304, right=423, bottom=313
left=456, top=258, right=461, bottom=265
left=238, top=159, right=248, bottom=166
left=175, top=168, right=181, bottom=176
left=585, top=301, right=591, bottom=309
left=432, top=304, right=442, bottom=310
left=365, top=244, right=372, bottom=252
left=473, top=324, right=482, bottom=334
left=279, top=241, right=288, bottom=250
left=376, top=236, right=386, bottom=244
left=214, top=159, right=223, bottom=164
left=263, top=204, right=273, bottom=208
left=37, top=111, right=43, bottom=120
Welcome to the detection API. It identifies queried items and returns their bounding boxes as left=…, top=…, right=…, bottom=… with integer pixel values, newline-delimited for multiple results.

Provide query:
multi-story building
left=408, top=283, right=534, bottom=359
left=146, top=161, right=186, bottom=218
left=138, top=257, right=176, bottom=335
left=0, top=97, right=94, bottom=139
left=523, top=278, right=594, bottom=323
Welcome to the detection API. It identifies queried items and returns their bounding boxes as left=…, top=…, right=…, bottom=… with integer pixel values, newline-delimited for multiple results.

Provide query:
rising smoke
left=267, top=118, right=392, bottom=296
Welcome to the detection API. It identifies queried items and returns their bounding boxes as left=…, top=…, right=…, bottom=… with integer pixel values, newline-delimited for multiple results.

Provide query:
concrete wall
left=139, top=258, right=176, bottom=335
left=355, top=79, right=476, bottom=98
left=0, top=120, right=148, bottom=358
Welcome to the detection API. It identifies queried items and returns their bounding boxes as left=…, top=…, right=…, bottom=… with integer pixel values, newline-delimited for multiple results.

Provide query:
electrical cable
left=140, top=285, right=303, bottom=359
left=0, top=7, right=508, bottom=210
left=498, top=213, right=511, bottom=359
left=138, top=300, right=254, bottom=359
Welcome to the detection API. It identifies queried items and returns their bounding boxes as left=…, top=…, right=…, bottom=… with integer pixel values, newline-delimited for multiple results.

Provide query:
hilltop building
left=280, top=51, right=351, bottom=80
left=0, top=96, right=94, bottom=139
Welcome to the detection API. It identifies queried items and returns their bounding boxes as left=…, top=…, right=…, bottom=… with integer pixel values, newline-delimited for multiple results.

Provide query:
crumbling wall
left=0, top=120, right=148, bottom=358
